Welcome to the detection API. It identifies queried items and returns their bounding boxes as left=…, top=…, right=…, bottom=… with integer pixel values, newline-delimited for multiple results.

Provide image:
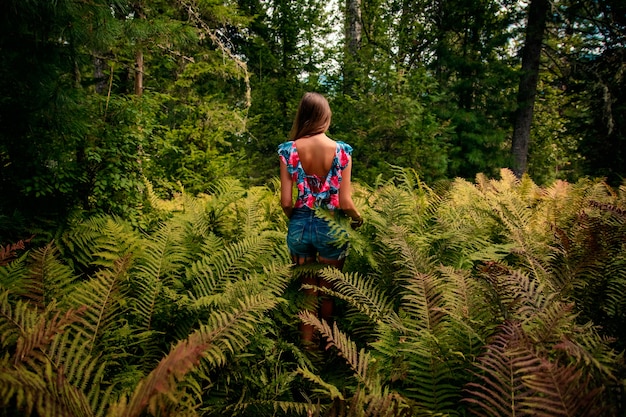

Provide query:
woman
left=277, top=92, right=363, bottom=345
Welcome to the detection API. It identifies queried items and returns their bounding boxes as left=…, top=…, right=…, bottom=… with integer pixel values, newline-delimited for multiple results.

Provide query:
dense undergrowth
left=1, top=169, right=625, bottom=416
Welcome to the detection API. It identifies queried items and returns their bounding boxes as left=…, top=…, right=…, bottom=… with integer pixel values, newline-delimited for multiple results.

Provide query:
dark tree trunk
left=133, top=1, right=145, bottom=97
left=345, top=0, right=362, bottom=54
left=511, top=0, right=549, bottom=178
left=94, top=56, right=107, bottom=94
left=134, top=50, right=144, bottom=97
left=343, top=0, right=361, bottom=96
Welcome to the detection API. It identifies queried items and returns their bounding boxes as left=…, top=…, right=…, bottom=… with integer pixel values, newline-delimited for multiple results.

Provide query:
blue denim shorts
left=287, top=208, right=349, bottom=261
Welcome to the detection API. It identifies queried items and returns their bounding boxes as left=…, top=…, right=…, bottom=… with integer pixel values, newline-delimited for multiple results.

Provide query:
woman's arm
left=338, top=159, right=362, bottom=223
left=280, top=160, right=294, bottom=218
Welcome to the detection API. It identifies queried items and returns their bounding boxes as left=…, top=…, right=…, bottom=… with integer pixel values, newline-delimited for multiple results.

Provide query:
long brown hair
left=289, top=92, right=332, bottom=140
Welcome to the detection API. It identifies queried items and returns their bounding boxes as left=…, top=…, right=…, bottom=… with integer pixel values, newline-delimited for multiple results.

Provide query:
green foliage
left=1, top=175, right=626, bottom=415
left=0, top=180, right=295, bottom=416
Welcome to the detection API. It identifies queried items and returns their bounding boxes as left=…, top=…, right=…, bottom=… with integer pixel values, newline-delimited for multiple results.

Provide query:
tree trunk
left=134, top=50, right=144, bottom=97
left=343, top=0, right=362, bottom=96
left=133, top=1, right=145, bottom=97
left=511, top=0, right=549, bottom=178
left=345, top=0, right=362, bottom=54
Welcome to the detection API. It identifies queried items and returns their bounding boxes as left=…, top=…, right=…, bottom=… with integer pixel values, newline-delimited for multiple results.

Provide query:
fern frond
left=520, top=359, right=605, bottom=417
left=59, top=215, right=141, bottom=272
left=0, top=251, right=29, bottom=294
left=396, top=333, right=463, bottom=413
left=360, top=387, right=412, bottom=417
left=463, top=322, right=535, bottom=417
left=15, top=303, right=86, bottom=366
left=233, top=185, right=276, bottom=238
left=0, top=291, right=41, bottom=351
left=67, top=254, right=133, bottom=352
left=554, top=326, right=621, bottom=381
left=119, top=293, right=277, bottom=417
left=1, top=361, right=93, bottom=417
left=439, top=266, right=492, bottom=330
left=0, top=238, right=30, bottom=267
left=135, top=220, right=189, bottom=285
left=464, top=319, right=607, bottom=417
left=316, top=267, right=400, bottom=326
left=224, top=399, right=313, bottom=416
left=298, top=311, right=372, bottom=389
left=522, top=300, right=578, bottom=349
left=26, top=243, right=77, bottom=308
left=297, top=367, right=344, bottom=401
left=46, top=325, right=108, bottom=403
left=187, top=178, right=246, bottom=239
left=189, top=233, right=276, bottom=299
left=400, top=270, right=447, bottom=334
left=132, top=220, right=190, bottom=334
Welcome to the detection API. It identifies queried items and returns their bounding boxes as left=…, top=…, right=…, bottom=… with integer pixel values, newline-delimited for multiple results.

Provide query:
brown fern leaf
left=14, top=305, right=87, bottom=365
left=124, top=332, right=208, bottom=417
left=22, top=242, right=58, bottom=307
left=588, top=200, right=626, bottom=218
left=520, top=358, right=605, bottom=417
left=463, top=321, right=536, bottom=417
left=465, top=321, right=608, bottom=417
left=0, top=237, right=32, bottom=267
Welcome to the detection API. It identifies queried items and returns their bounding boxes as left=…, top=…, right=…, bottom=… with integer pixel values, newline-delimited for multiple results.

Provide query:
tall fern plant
left=2, top=172, right=624, bottom=416
left=297, top=168, right=624, bottom=416
left=0, top=179, right=298, bottom=417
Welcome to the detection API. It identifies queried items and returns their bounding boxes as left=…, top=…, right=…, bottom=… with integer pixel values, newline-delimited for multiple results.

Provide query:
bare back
left=293, top=134, right=337, bottom=177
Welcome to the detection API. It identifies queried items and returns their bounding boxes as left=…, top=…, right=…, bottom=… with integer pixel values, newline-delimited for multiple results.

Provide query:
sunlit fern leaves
left=233, top=185, right=278, bottom=238
left=130, top=219, right=191, bottom=343
left=189, top=233, right=282, bottom=300
left=316, top=267, right=400, bottom=328
left=430, top=176, right=506, bottom=269
left=437, top=266, right=495, bottom=359
left=196, top=178, right=247, bottom=239
left=362, top=169, right=437, bottom=282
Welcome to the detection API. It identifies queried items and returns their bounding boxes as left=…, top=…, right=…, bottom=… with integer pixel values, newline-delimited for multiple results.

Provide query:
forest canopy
left=0, top=0, right=625, bottom=237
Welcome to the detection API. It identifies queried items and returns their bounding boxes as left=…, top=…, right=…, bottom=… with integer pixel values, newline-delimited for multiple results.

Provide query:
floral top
left=278, top=140, right=353, bottom=210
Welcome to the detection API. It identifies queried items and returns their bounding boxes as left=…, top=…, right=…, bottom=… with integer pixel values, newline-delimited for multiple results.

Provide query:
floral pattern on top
left=278, top=140, right=353, bottom=210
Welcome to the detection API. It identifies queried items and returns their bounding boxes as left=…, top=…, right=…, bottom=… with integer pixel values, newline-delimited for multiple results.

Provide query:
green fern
left=315, top=267, right=400, bottom=327
left=59, top=215, right=141, bottom=272
left=297, top=312, right=411, bottom=416
left=105, top=294, right=278, bottom=417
